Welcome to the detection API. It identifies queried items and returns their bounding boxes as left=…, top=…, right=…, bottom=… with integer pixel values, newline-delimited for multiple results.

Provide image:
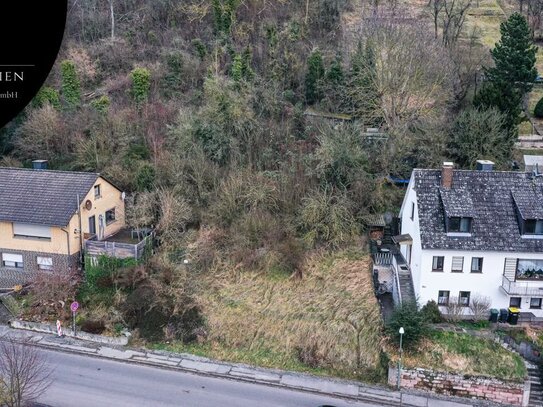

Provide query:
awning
left=392, top=234, right=413, bottom=245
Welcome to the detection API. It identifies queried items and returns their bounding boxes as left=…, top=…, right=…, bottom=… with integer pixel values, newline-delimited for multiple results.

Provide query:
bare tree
left=469, top=295, right=492, bottom=320
left=109, top=0, right=115, bottom=40
left=0, top=337, right=53, bottom=407
left=443, top=296, right=466, bottom=322
left=428, top=0, right=473, bottom=47
left=355, top=16, right=455, bottom=135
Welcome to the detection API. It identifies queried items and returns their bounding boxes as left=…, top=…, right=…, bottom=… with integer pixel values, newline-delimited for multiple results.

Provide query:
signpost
left=56, top=320, right=63, bottom=337
left=70, top=301, right=79, bottom=335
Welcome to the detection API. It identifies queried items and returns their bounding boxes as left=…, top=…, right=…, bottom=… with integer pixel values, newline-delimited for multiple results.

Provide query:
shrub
left=421, top=300, right=443, bottom=323
left=535, top=96, right=543, bottom=118
left=33, top=86, right=61, bottom=109
left=60, top=60, right=81, bottom=109
left=386, top=301, right=429, bottom=349
left=90, top=95, right=110, bottom=114
left=130, top=67, right=151, bottom=105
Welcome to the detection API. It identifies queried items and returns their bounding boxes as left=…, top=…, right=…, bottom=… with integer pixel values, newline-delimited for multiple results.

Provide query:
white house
left=396, top=161, right=543, bottom=318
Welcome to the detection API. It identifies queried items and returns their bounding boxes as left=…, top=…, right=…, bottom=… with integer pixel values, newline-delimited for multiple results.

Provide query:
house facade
left=0, top=166, right=125, bottom=287
left=397, top=161, right=543, bottom=318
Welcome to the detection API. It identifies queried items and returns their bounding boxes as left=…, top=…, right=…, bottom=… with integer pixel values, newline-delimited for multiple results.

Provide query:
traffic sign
left=70, top=301, right=79, bottom=312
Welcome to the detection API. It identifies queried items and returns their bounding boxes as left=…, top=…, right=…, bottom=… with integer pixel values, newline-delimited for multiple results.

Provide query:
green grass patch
left=403, top=331, right=526, bottom=381
left=456, top=320, right=491, bottom=330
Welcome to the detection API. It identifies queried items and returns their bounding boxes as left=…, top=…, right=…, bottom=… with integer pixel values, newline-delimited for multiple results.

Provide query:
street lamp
left=397, top=327, right=405, bottom=390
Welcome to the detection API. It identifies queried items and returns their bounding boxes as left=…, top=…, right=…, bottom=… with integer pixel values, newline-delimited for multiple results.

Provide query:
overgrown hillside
left=1, top=0, right=541, bottom=381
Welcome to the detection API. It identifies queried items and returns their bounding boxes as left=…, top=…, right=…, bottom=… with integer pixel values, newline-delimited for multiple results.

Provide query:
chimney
left=476, top=160, right=494, bottom=171
left=441, top=162, right=454, bottom=189
left=32, top=160, right=48, bottom=170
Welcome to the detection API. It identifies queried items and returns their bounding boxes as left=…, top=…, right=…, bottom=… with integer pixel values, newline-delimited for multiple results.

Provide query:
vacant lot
left=157, top=249, right=386, bottom=382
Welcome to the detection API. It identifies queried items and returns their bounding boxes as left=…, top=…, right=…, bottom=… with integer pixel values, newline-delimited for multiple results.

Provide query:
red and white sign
left=56, top=320, right=63, bottom=337
left=70, top=301, right=79, bottom=313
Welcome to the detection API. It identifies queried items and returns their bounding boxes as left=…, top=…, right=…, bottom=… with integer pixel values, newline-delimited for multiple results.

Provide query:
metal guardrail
left=501, top=275, right=543, bottom=296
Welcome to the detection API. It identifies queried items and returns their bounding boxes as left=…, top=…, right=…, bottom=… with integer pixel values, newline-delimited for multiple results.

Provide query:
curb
left=0, top=326, right=497, bottom=407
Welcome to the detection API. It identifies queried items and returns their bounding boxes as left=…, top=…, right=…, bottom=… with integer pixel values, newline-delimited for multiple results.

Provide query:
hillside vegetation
left=0, top=0, right=539, bottom=381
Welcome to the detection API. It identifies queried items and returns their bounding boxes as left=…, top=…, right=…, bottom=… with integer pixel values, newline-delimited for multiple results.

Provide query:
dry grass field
left=157, top=248, right=387, bottom=382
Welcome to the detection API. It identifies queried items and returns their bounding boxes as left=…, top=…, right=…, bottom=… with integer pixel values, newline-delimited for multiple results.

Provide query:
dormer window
left=448, top=217, right=472, bottom=233
left=524, top=219, right=543, bottom=235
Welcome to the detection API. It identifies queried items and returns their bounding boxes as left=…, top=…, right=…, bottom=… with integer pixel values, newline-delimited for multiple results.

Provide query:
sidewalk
left=0, top=325, right=502, bottom=407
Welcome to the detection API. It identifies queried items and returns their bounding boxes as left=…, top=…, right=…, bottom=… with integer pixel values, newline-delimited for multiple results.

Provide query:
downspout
left=60, top=227, right=71, bottom=267
left=77, top=194, right=83, bottom=264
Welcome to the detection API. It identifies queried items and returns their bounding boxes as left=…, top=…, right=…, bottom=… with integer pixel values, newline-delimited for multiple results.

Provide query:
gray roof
left=0, top=167, right=100, bottom=227
left=413, top=169, right=543, bottom=252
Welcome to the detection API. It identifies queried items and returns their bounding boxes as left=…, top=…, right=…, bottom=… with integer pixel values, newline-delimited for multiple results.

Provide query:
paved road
left=38, top=349, right=381, bottom=407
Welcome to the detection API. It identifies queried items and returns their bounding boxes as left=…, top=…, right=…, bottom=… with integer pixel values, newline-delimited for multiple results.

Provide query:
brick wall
left=388, top=366, right=527, bottom=406
left=0, top=248, right=80, bottom=288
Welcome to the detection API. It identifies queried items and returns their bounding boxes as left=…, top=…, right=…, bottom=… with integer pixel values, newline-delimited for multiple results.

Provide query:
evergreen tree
left=326, top=53, right=344, bottom=84
left=474, top=13, right=537, bottom=130
left=305, top=49, right=325, bottom=104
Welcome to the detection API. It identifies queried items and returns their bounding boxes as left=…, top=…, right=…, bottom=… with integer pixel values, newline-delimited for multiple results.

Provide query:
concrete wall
left=388, top=366, right=528, bottom=406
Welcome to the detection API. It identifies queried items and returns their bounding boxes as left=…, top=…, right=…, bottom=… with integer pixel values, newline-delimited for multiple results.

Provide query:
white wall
left=398, top=175, right=423, bottom=295
left=418, top=249, right=543, bottom=317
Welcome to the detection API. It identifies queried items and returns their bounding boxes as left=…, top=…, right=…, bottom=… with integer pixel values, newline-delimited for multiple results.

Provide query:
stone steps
left=527, top=367, right=543, bottom=407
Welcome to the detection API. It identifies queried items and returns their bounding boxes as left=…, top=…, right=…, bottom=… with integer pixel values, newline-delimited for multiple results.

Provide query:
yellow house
left=0, top=165, right=128, bottom=287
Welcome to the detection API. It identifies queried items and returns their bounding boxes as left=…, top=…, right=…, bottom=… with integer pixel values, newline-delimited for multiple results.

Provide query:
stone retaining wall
left=388, top=366, right=529, bottom=406
left=9, top=319, right=129, bottom=346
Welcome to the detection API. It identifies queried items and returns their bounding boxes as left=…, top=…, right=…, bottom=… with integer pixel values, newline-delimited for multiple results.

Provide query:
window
left=410, top=202, right=415, bottom=220
left=105, top=208, right=116, bottom=225
left=525, top=219, right=543, bottom=235
left=530, top=298, right=542, bottom=309
left=509, top=297, right=521, bottom=308
left=2, top=253, right=23, bottom=269
left=438, top=290, right=450, bottom=305
left=449, top=217, right=472, bottom=233
left=432, top=256, right=444, bottom=271
left=451, top=256, right=464, bottom=273
left=459, top=291, right=471, bottom=306
left=37, top=257, right=53, bottom=271
left=94, top=184, right=101, bottom=199
left=13, top=223, right=51, bottom=240
left=471, top=257, right=483, bottom=273
left=517, top=259, right=543, bottom=280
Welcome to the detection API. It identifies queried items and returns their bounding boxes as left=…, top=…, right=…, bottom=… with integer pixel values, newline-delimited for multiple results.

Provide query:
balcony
left=85, top=228, right=154, bottom=260
left=501, top=275, right=543, bottom=296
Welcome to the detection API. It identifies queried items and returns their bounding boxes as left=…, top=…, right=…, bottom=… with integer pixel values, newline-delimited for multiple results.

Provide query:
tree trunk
left=109, top=0, right=115, bottom=40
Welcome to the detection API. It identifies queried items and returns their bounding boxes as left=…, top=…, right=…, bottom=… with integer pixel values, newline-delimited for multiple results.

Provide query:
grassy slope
left=398, top=331, right=526, bottom=381
left=156, top=249, right=386, bottom=382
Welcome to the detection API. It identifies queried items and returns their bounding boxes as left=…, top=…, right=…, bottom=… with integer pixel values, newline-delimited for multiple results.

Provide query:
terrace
left=84, top=228, right=154, bottom=260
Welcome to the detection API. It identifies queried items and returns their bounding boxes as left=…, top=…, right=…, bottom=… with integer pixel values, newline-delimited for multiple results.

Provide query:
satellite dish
left=85, top=200, right=92, bottom=211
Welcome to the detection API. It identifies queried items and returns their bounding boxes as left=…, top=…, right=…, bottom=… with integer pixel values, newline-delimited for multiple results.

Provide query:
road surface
left=38, top=348, right=382, bottom=407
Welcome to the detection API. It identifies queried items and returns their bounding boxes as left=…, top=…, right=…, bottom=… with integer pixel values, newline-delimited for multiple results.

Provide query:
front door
left=89, top=215, right=96, bottom=235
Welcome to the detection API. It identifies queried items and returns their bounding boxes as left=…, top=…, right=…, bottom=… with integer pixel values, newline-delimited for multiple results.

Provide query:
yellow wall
left=0, top=176, right=125, bottom=256
left=0, top=222, right=70, bottom=254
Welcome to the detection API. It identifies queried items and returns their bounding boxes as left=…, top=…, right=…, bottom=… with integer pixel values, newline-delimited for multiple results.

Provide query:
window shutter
left=13, top=223, right=51, bottom=239
left=451, top=256, right=464, bottom=271
left=36, top=257, right=52, bottom=266
left=504, top=258, right=517, bottom=280
left=2, top=253, right=23, bottom=263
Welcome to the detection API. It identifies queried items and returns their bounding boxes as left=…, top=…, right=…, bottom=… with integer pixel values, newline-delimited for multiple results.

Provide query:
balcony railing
left=501, top=275, right=543, bottom=296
